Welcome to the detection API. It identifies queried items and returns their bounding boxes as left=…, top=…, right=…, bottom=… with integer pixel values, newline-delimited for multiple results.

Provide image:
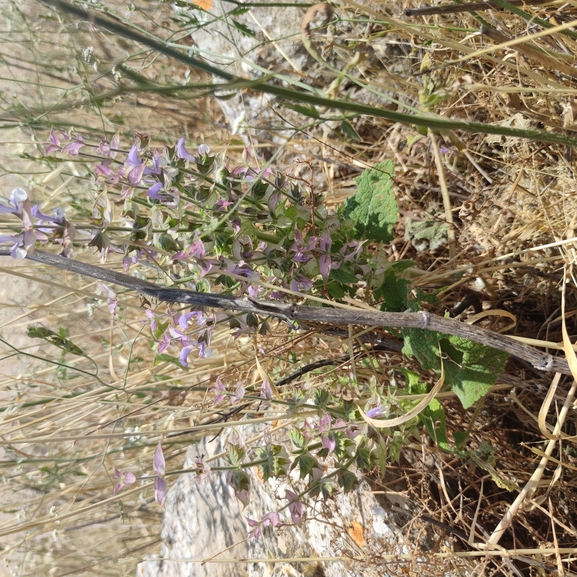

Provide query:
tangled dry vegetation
left=2, top=0, right=577, bottom=575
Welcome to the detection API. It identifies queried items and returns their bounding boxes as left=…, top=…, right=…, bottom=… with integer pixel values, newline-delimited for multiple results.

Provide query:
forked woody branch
left=2, top=249, right=571, bottom=376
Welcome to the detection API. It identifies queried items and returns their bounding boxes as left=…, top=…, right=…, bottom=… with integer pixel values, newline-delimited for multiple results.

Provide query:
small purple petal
left=127, top=163, right=146, bottom=186
left=285, top=491, right=304, bottom=526
left=124, top=472, right=136, bottom=485
left=157, top=334, right=170, bottom=354
left=198, top=344, right=212, bottom=358
left=127, top=145, right=142, bottom=167
left=189, top=238, right=205, bottom=259
left=366, top=405, right=388, bottom=419
left=61, top=136, right=84, bottom=156
left=153, top=441, right=165, bottom=475
left=211, top=376, right=226, bottom=403
left=32, top=205, right=63, bottom=223
left=110, top=132, right=120, bottom=158
left=144, top=153, right=163, bottom=175
left=232, top=382, right=245, bottom=405
left=319, top=229, right=332, bottom=252
left=0, top=205, right=19, bottom=215
left=318, top=254, right=331, bottom=280
left=321, top=433, right=336, bottom=452
left=146, top=182, right=163, bottom=199
left=97, top=282, right=116, bottom=299
left=177, top=138, right=195, bottom=161
left=154, top=476, right=167, bottom=507
left=262, top=511, right=280, bottom=527
left=318, top=413, right=331, bottom=433
left=261, top=379, right=272, bottom=401
left=11, top=188, right=28, bottom=204
left=178, top=311, right=197, bottom=330
left=179, top=345, right=194, bottom=367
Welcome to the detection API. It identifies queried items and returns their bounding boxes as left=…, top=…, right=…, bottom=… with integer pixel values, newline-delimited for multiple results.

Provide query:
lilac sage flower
left=210, top=376, right=226, bottom=404
left=61, top=134, right=84, bottom=156
left=177, top=137, right=196, bottom=161
left=366, top=404, right=389, bottom=419
left=231, top=382, right=245, bottom=405
left=0, top=188, right=36, bottom=258
left=112, top=467, right=136, bottom=495
left=44, top=129, right=61, bottom=155
left=247, top=511, right=280, bottom=538
left=318, top=229, right=339, bottom=281
left=285, top=490, right=304, bottom=526
left=153, top=441, right=167, bottom=507
left=318, top=413, right=336, bottom=452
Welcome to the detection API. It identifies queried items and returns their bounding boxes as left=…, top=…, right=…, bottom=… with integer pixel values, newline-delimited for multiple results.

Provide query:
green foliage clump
left=7, top=132, right=512, bottom=523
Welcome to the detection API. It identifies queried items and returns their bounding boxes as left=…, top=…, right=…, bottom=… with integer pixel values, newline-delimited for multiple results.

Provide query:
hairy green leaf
left=343, top=160, right=397, bottom=243
left=328, top=265, right=358, bottom=285
left=375, top=260, right=415, bottom=311
left=402, top=329, right=508, bottom=409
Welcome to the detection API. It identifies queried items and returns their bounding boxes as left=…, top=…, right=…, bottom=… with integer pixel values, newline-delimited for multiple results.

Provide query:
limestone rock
left=137, top=429, right=409, bottom=577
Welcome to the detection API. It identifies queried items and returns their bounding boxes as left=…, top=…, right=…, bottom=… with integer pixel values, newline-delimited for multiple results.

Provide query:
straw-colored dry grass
left=2, top=0, right=577, bottom=575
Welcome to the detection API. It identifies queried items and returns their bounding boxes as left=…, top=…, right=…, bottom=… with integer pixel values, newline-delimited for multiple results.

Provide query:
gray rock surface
left=137, top=427, right=411, bottom=577
left=185, top=0, right=413, bottom=160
